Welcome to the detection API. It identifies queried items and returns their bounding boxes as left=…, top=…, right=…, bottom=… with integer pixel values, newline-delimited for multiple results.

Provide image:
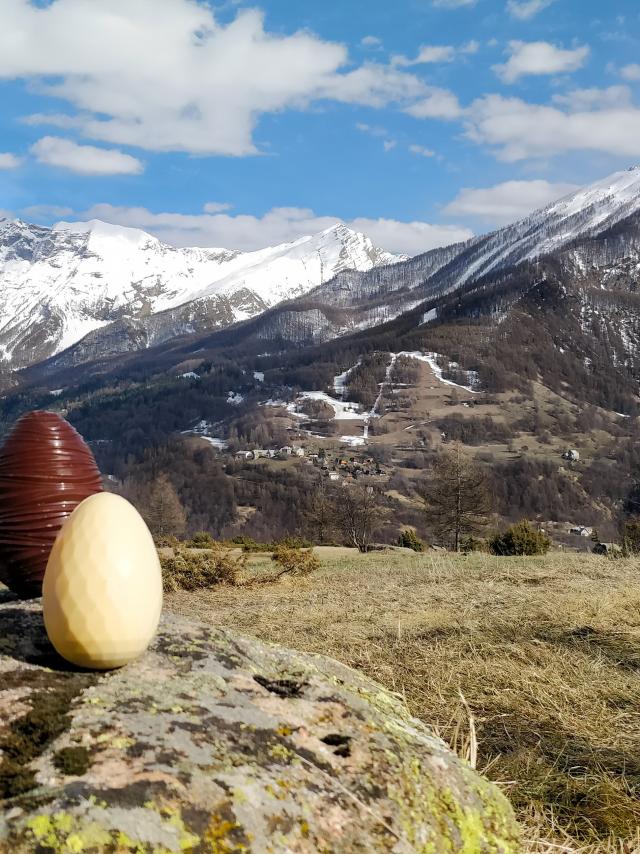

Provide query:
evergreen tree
left=423, top=444, right=492, bottom=551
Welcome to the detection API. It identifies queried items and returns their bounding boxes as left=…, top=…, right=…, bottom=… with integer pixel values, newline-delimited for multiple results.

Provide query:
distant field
left=166, top=548, right=640, bottom=853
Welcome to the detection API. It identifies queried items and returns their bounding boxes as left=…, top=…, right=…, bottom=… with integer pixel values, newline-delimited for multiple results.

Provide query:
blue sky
left=1, top=0, right=639, bottom=254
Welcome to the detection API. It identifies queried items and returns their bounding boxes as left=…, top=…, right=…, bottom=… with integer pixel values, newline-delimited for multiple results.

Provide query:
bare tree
left=337, top=484, right=385, bottom=553
left=423, top=444, right=491, bottom=551
left=142, top=473, right=187, bottom=539
left=305, top=477, right=338, bottom=544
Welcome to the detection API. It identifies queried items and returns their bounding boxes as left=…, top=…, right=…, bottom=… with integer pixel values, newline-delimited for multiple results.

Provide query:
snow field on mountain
left=399, top=352, right=480, bottom=393
left=0, top=218, right=400, bottom=363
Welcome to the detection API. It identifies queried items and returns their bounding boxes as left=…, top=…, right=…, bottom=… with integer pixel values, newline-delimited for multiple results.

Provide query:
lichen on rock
left=0, top=595, right=521, bottom=852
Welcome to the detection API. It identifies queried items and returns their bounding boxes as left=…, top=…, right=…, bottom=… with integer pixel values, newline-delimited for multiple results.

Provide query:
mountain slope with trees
left=2, top=168, right=640, bottom=545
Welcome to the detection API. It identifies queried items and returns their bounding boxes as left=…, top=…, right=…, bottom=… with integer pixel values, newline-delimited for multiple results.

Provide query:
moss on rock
left=0, top=599, right=521, bottom=852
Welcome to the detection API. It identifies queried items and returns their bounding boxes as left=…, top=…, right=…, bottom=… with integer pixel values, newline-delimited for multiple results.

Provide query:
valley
left=2, top=168, right=640, bottom=548
left=5, top=3, right=640, bottom=852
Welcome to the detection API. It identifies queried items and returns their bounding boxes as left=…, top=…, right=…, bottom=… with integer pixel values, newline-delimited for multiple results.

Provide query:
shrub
left=460, top=535, right=490, bottom=554
left=231, top=536, right=269, bottom=552
left=188, top=531, right=217, bottom=548
left=490, top=521, right=551, bottom=556
left=398, top=529, right=424, bottom=552
left=232, top=535, right=313, bottom=552
left=154, top=533, right=181, bottom=549
left=271, top=546, right=320, bottom=578
left=593, top=542, right=624, bottom=558
left=161, top=545, right=246, bottom=592
left=622, top=518, right=640, bottom=555
left=279, top=535, right=313, bottom=549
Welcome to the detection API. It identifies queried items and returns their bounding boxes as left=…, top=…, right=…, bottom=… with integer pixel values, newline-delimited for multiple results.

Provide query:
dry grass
left=165, top=549, right=640, bottom=853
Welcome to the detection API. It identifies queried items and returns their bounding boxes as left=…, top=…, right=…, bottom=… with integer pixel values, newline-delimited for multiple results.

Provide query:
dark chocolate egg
left=0, top=411, right=103, bottom=598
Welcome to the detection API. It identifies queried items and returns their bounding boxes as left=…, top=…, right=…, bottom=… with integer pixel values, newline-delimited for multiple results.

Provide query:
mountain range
left=0, top=218, right=401, bottom=368
left=0, top=165, right=637, bottom=405
left=3, top=166, right=640, bottom=377
left=2, top=165, right=640, bottom=542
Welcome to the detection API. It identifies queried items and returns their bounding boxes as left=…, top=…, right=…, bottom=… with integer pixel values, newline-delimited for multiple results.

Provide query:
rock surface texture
left=0, top=596, right=520, bottom=853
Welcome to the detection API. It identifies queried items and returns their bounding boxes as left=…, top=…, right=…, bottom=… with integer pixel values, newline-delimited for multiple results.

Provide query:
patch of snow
left=340, top=435, right=366, bottom=447
left=398, top=351, right=480, bottom=394
left=261, top=399, right=306, bottom=420
left=49, top=388, right=64, bottom=397
left=421, top=307, right=438, bottom=325
left=333, top=360, right=361, bottom=398
left=363, top=353, right=397, bottom=440
left=227, top=391, right=244, bottom=406
left=181, top=419, right=228, bottom=449
left=200, top=437, right=229, bottom=450
left=253, top=371, right=264, bottom=382
left=298, top=391, right=366, bottom=420
left=180, top=371, right=199, bottom=379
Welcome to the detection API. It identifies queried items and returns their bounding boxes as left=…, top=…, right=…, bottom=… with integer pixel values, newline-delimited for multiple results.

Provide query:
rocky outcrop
left=0, top=596, right=520, bottom=852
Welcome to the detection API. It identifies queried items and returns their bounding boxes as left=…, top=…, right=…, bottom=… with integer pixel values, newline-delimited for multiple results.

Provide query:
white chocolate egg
left=43, top=492, right=163, bottom=669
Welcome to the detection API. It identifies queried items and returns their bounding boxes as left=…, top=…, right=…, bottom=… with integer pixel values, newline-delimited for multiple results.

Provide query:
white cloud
left=31, top=136, right=144, bottom=175
left=432, top=0, right=477, bottom=7
left=22, top=204, right=74, bottom=218
left=494, top=41, right=589, bottom=84
left=356, top=122, right=389, bottom=137
left=383, top=140, right=397, bottom=152
left=394, top=45, right=456, bottom=66
left=409, top=144, right=436, bottom=157
left=506, top=0, right=555, bottom=20
left=466, top=92, right=640, bottom=161
left=361, top=35, right=382, bottom=48
left=621, top=64, right=640, bottom=81
left=443, top=179, right=579, bottom=225
left=76, top=202, right=473, bottom=256
left=393, top=41, right=478, bottom=67
left=0, top=152, right=21, bottom=169
left=318, top=63, right=426, bottom=108
left=552, top=85, right=632, bottom=111
left=352, top=218, right=472, bottom=255
left=405, top=87, right=462, bottom=119
left=1, top=0, right=430, bottom=157
left=203, top=201, right=232, bottom=214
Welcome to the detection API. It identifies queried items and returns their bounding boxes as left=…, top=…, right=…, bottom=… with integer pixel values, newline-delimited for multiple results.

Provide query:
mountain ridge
left=3, top=165, right=640, bottom=377
left=0, top=217, right=403, bottom=368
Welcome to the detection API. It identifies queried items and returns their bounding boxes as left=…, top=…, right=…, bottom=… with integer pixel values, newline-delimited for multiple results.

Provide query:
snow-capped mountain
left=438, top=166, right=640, bottom=291
left=0, top=218, right=401, bottom=367
left=4, top=166, right=640, bottom=373
left=259, top=166, right=640, bottom=344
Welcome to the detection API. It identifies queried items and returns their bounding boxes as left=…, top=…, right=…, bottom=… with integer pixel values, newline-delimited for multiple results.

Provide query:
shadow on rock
left=0, top=587, right=18, bottom=605
left=0, top=606, right=79, bottom=671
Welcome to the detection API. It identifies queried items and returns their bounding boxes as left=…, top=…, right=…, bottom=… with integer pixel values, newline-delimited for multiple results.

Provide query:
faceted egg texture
left=43, top=492, right=163, bottom=669
left=0, top=410, right=103, bottom=598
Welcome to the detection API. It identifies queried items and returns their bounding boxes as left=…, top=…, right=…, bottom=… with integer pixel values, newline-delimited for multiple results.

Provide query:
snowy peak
left=0, top=217, right=403, bottom=367
left=542, top=166, right=640, bottom=227
left=199, top=223, right=402, bottom=306
left=448, top=166, right=640, bottom=289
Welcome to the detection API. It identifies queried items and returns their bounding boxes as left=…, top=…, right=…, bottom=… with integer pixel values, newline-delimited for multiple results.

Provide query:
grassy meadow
left=166, top=548, right=640, bottom=853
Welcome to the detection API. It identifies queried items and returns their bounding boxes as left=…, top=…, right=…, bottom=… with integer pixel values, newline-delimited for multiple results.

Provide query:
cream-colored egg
left=43, top=492, right=163, bottom=669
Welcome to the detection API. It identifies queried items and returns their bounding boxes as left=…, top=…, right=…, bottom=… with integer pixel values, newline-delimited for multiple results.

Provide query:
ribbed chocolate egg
left=0, top=411, right=103, bottom=598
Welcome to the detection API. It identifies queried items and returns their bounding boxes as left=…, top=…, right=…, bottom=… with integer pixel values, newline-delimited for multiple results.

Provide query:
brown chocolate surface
left=0, top=411, right=103, bottom=598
